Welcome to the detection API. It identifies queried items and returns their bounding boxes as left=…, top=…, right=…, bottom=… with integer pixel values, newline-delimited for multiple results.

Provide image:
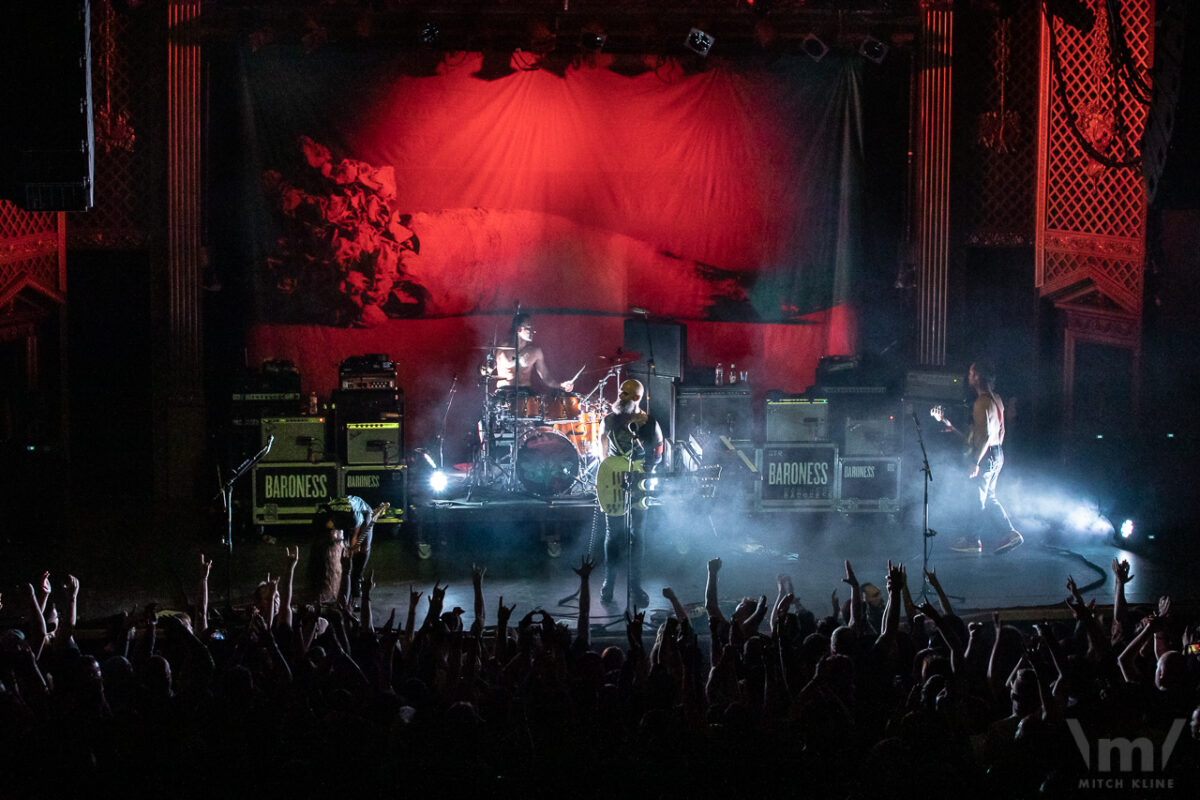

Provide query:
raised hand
left=1157, top=595, right=1172, bottom=619
left=199, top=553, right=213, bottom=581
left=409, top=585, right=423, bottom=607
left=472, top=563, right=487, bottom=584
left=707, top=557, right=722, bottom=574
left=662, top=586, right=678, bottom=601
left=497, top=597, right=516, bottom=627
left=888, top=561, right=906, bottom=593
left=842, top=560, right=859, bottom=589
left=63, top=574, right=80, bottom=600
left=573, top=555, right=595, bottom=579
left=1066, top=575, right=1082, bottom=602
left=285, top=545, right=299, bottom=568
left=1111, top=557, right=1133, bottom=584
left=924, top=566, right=940, bottom=589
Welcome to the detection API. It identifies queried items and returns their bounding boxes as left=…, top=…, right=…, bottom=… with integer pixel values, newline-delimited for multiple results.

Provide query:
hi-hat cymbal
left=595, top=350, right=642, bottom=367
left=473, top=345, right=516, bottom=350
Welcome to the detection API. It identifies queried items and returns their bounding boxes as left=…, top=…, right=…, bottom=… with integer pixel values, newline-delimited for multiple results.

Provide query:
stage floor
left=5, top=490, right=1195, bottom=635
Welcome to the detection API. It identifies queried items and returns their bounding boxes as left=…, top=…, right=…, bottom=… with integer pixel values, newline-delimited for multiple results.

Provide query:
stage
left=6, top=472, right=1195, bottom=638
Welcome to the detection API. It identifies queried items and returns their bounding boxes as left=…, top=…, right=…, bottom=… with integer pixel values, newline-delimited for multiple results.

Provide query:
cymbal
left=473, top=345, right=515, bottom=351
left=595, top=350, right=642, bottom=367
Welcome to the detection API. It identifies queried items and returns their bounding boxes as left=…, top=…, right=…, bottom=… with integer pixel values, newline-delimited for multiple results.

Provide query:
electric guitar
left=595, top=458, right=722, bottom=516
left=929, top=405, right=965, bottom=440
left=596, top=455, right=644, bottom=516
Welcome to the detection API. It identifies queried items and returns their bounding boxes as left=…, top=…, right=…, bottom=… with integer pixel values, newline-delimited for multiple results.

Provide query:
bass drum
left=516, top=428, right=580, bottom=496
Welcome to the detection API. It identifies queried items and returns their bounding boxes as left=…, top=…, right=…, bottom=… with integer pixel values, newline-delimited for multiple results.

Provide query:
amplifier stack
left=245, top=354, right=407, bottom=525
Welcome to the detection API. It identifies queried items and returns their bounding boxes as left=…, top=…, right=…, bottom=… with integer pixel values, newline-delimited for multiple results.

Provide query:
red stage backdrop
left=233, top=49, right=870, bottom=456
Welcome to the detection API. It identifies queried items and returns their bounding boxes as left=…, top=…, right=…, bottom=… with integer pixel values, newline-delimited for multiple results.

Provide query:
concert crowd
left=2, top=549, right=1198, bottom=798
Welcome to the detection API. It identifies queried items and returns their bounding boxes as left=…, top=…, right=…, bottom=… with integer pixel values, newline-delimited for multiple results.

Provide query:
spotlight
left=801, top=34, right=828, bottom=62
left=684, top=28, right=715, bottom=57
left=580, top=23, right=606, bottom=52
left=1119, top=519, right=1134, bottom=539
left=859, top=36, right=888, bottom=64
left=429, top=469, right=448, bottom=494
left=419, top=22, right=439, bottom=46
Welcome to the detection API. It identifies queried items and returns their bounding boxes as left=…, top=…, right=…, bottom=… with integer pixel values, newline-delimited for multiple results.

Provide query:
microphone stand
left=215, top=435, right=274, bottom=613
left=437, top=373, right=458, bottom=469
left=910, top=412, right=936, bottom=603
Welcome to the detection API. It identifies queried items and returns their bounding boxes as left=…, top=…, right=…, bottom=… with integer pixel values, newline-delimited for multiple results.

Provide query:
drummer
left=492, top=313, right=574, bottom=393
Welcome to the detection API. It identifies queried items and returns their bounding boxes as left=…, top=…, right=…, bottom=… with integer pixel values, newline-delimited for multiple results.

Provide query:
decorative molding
left=1042, top=230, right=1144, bottom=260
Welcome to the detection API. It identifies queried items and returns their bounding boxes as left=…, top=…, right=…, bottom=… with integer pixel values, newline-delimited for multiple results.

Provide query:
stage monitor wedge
left=0, top=0, right=94, bottom=211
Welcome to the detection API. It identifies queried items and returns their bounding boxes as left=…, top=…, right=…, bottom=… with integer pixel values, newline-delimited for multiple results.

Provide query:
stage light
left=430, top=469, right=448, bottom=493
left=685, top=28, right=715, bottom=57
left=581, top=23, right=606, bottom=52
left=420, top=22, right=439, bottom=46
left=802, top=34, right=828, bottom=63
left=1120, top=519, right=1134, bottom=539
left=859, top=36, right=888, bottom=64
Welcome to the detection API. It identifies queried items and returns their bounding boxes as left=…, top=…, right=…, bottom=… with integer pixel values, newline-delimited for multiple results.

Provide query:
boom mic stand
left=910, top=411, right=936, bottom=604
left=215, top=434, right=274, bottom=613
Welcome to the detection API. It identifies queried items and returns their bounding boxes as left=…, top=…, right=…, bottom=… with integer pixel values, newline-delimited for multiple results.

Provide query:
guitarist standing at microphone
left=934, top=360, right=1023, bottom=555
left=598, top=379, right=663, bottom=606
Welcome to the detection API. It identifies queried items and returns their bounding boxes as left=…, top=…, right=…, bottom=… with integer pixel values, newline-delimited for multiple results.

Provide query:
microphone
left=911, top=410, right=921, bottom=430
left=630, top=306, right=648, bottom=316
left=265, top=434, right=275, bottom=452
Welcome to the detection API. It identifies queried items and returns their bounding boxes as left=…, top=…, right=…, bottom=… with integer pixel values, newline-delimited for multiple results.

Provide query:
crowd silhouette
left=2, top=547, right=1198, bottom=798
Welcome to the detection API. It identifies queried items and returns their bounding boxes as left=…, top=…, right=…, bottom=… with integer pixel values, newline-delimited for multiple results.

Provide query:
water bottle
left=728, top=363, right=737, bottom=385
left=715, top=362, right=724, bottom=386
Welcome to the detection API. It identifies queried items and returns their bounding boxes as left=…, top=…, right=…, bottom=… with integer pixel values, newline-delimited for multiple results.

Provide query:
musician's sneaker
left=632, top=587, right=651, bottom=608
left=994, top=530, right=1024, bottom=555
left=950, top=536, right=982, bottom=553
left=600, top=581, right=615, bottom=604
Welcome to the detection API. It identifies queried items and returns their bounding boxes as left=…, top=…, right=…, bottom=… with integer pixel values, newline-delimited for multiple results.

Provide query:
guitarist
left=932, top=360, right=1022, bottom=555
left=598, top=379, right=663, bottom=606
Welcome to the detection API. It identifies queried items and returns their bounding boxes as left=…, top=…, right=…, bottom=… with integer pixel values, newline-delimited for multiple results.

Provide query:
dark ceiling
left=172, top=1, right=922, bottom=60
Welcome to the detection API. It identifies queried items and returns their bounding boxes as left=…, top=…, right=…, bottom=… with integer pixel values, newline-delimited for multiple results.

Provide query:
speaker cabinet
left=261, top=417, right=329, bottom=462
left=1, top=1, right=94, bottom=211
left=623, top=319, right=685, bottom=378
left=765, top=397, right=829, bottom=441
left=345, top=421, right=403, bottom=466
left=676, top=387, right=753, bottom=442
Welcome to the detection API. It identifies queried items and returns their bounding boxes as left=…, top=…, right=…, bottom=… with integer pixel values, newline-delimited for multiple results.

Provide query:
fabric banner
left=227, top=47, right=873, bottom=453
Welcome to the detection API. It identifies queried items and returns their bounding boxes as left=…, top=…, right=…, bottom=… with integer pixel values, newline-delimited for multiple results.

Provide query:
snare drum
left=542, top=390, right=581, bottom=421
left=516, top=428, right=580, bottom=496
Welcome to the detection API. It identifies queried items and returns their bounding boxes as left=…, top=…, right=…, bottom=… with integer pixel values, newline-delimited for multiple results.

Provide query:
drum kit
left=470, top=347, right=642, bottom=498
